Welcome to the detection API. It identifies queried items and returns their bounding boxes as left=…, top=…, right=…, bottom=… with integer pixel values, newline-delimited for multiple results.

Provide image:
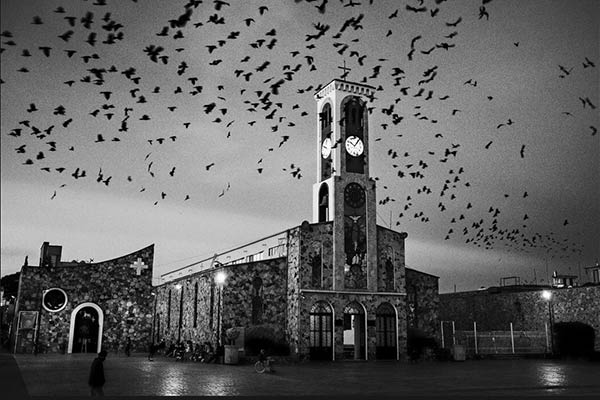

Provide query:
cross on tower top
left=337, top=60, right=351, bottom=81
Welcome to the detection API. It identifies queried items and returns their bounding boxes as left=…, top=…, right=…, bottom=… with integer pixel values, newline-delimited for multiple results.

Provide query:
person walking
left=125, top=337, right=132, bottom=357
left=88, top=350, right=107, bottom=396
left=148, top=341, right=156, bottom=361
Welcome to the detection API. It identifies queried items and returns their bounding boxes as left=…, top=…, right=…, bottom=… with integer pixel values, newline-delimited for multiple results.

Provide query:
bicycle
left=254, top=357, right=275, bottom=373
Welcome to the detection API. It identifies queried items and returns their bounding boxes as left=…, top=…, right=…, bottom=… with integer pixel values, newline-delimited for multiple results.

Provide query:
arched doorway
left=554, top=321, right=595, bottom=358
left=68, top=303, right=104, bottom=354
left=376, top=302, right=397, bottom=359
left=343, top=301, right=366, bottom=360
left=309, top=301, right=333, bottom=360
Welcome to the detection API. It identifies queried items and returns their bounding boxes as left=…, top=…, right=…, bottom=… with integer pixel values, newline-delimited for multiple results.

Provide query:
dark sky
left=1, top=0, right=598, bottom=292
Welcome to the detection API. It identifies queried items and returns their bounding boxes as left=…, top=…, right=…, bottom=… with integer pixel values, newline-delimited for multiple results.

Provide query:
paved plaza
left=2, top=350, right=600, bottom=397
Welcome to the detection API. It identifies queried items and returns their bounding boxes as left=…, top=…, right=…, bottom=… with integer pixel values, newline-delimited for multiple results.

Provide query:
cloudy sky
left=1, top=0, right=598, bottom=293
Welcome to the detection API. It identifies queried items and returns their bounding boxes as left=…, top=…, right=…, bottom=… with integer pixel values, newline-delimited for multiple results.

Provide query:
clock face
left=42, top=288, right=68, bottom=312
left=344, top=182, right=365, bottom=208
left=321, top=137, right=332, bottom=158
left=345, top=136, right=364, bottom=156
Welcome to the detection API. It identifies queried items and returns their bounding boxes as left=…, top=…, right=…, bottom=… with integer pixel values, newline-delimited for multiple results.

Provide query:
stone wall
left=405, top=268, right=440, bottom=341
left=376, top=226, right=407, bottom=293
left=155, top=257, right=289, bottom=349
left=12, top=244, right=154, bottom=354
left=439, top=285, right=600, bottom=350
left=299, top=221, right=334, bottom=290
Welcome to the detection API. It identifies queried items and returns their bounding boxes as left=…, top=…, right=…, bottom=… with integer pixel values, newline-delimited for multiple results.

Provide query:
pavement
left=2, top=350, right=600, bottom=398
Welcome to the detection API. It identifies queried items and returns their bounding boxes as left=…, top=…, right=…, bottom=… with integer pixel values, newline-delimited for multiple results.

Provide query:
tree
left=1, top=272, right=20, bottom=303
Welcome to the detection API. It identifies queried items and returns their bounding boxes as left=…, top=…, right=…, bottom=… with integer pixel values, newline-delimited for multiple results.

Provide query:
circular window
left=42, top=288, right=68, bottom=312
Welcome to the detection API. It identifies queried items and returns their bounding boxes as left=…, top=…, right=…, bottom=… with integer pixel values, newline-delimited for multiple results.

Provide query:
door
left=376, top=303, right=397, bottom=359
left=343, top=302, right=366, bottom=360
left=72, top=307, right=99, bottom=353
left=309, top=301, right=333, bottom=360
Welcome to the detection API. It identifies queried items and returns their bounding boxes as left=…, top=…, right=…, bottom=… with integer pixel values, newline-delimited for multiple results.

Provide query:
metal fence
left=441, top=321, right=550, bottom=356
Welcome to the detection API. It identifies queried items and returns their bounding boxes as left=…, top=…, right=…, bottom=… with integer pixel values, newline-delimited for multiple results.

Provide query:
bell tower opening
left=320, top=102, right=333, bottom=181
left=343, top=97, right=365, bottom=174
left=318, top=183, right=329, bottom=222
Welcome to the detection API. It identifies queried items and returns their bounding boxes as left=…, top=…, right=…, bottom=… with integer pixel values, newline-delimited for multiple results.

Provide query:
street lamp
left=542, top=290, right=554, bottom=356
left=214, top=271, right=227, bottom=348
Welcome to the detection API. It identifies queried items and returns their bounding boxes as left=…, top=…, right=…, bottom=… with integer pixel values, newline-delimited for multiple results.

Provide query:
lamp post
left=214, top=271, right=227, bottom=348
left=542, top=290, right=554, bottom=356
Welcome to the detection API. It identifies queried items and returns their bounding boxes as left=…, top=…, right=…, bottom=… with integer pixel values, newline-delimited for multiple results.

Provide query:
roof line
left=160, top=227, right=294, bottom=277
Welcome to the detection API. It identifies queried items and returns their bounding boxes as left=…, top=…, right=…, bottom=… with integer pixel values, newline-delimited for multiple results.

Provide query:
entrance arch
left=68, top=302, right=104, bottom=354
left=376, top=302, right=397, bottom=359
left=343, top=301, right=366, bottom=360
left=309, top=301, right=333, bottom=360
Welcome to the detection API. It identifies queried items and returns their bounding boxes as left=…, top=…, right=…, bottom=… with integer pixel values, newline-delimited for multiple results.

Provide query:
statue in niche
left=251, top=277, right=263, bottom=324
left=344, top=215, right=366, bottom=267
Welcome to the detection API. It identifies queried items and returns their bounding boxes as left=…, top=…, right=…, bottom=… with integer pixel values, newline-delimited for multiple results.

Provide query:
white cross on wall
left=130, top=258, right=148, bottom=275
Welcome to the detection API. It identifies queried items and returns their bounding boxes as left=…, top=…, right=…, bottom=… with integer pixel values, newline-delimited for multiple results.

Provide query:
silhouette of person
left=88, top=350, right=107, bottom=396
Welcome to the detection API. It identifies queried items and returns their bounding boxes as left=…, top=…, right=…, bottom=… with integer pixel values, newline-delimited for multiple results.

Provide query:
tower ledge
left=314, top=79, right=376, bottom=100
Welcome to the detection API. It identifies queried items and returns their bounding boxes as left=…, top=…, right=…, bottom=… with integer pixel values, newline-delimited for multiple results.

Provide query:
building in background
left=439, top=284, right=600, bottom=356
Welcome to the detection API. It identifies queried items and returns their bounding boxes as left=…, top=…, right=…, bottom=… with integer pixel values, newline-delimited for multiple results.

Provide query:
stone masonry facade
left=439, top=285, right=600, bottom=351
left=12, top=244, right=154, bottom=354
left=156, top=221, right=440, bottom=361
left=155, top=258, right=288, bottom=347
left=406, top=268, right=440, bottom=341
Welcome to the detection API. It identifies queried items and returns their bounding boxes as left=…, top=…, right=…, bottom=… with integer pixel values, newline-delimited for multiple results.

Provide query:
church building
left=154, top=79, right=440, bottom=361
left=9, top=242, right=154, bottom=354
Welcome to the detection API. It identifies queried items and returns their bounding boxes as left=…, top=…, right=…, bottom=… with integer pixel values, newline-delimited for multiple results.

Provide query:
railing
left=441, top=321, right=550, bottom=356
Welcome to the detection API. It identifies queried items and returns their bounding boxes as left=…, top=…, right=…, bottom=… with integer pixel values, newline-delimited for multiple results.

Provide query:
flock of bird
left=1, top=0, right=596, bottom=264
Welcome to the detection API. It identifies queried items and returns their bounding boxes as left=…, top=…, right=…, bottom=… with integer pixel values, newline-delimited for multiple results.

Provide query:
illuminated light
left=541, top=290, right=552, bottom=300
left=175, top=284, right=182, bottom=290
left=214, top=271, right=227, bottom=286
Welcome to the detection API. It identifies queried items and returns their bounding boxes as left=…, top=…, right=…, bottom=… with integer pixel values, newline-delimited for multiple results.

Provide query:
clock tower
left=312, top=79, right=378, bottom=291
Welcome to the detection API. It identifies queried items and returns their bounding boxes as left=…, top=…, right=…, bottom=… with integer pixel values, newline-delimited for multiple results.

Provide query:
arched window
left=193, top=282, right=199, bottom=328
left=178, top=285, right=184, bottom=342
left=318, top=183, right=329, bottom=222
left=320, top=103, right=332, bottom=133
left=251, top=277, right=263, bottom=324
left=167, top=290, right=171, bottom=330
left=310, top=241, right=323, bottom=287
left=156, top=316, right=161, bottom=343
left=343, top=97, right=365, bottom=174
left=344, top=98, right=364, bottom=135
left=385, top=246, right=395, bottom=291
left=209, top=282, right=215, bottom=330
